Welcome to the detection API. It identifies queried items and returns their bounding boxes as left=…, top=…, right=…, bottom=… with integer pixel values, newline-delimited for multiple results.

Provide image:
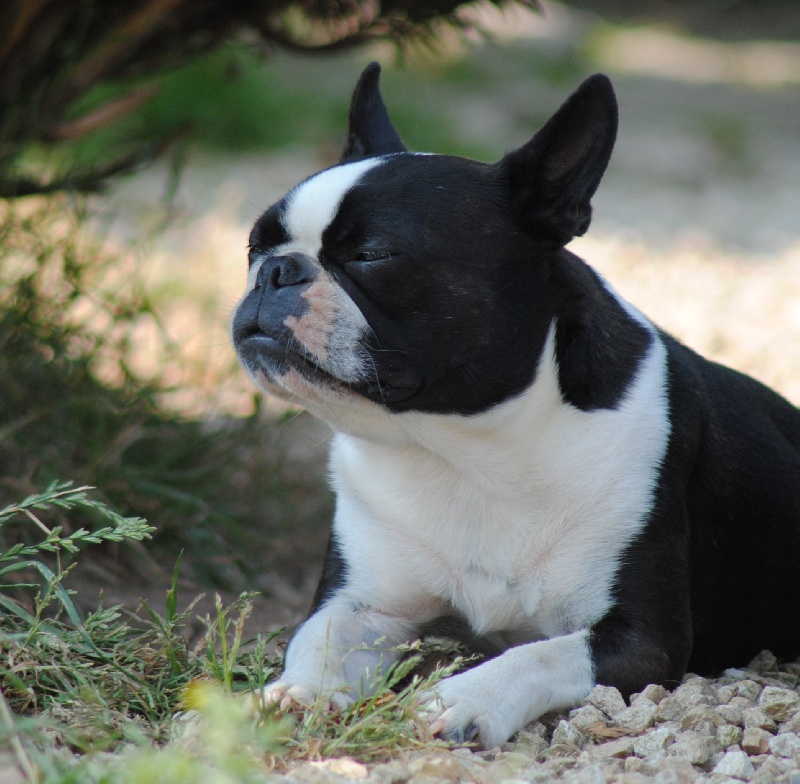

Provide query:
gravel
left=276, top=651, right=800, bottom=784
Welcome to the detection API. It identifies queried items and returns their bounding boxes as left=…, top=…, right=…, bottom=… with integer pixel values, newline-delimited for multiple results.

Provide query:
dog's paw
left=250, top=680, right=353, bottom=715
left=420, top=672, right=519, bottom=750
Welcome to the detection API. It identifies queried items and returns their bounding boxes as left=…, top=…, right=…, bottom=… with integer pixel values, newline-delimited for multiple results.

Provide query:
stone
left=484, top=751, right=533, bottom=782
left=667, top=729, right=717, bottom=766
left=315, top=759, right=369, bottom=780
left=768, top=731, right=800, bottom=761
left=552, top=720, right=587, bottom=750
left=593, top=737, right=634, bottom=759
left=671, top=678, right=716, bottom=709
left=625, top=756, right=656, bottom=776
left=741, top=727, right=772, bottom=756
left=617, top=773, right=650, bottom=784
left=632, top=724, right=678, bottom=759
left=741, top=708, right=777, bottom=732
left=680, top=705, right=725, bottom=730
left=655, top=697, right=685, bottom=723
left=748, top=651, right=779, bottom=673
left=717, top=724, right=743, bottom=749
left=757, top=686, right=800, bottom=721
left=512, top=730, right=549, bottom=759
left=716, top=684, right=737, bottom=705
left=544, top=743, right=582, bottom=760
left=750, top=756, right=794, bottom=784
left=733, top=681, right=762, bottom=703
left=712, top=749, right=755, bottom=780
left=292, top=762, right=355, bottom=784
left=568, top=706, right=609, bottom=733
left=408, top=756, right=469, bottom=781
left=718, top=697, right=752, bottom=727
left=564, top=763, right=607, bottom=784
left=779, top=713, right=800, bottom=736
left=613, top=699, right=657, bottom=734
left=586, top=686, right=628, bottom=719
left=638, top=684, right=669, bottom=705
left=724, top=668, right=750, bottom=680
left=528, top=721, right=549, bottom=738
left=654, top=756, right=699, bottom=783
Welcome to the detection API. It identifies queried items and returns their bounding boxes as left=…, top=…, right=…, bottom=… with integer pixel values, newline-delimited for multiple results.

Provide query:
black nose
left=255, top=252, right=316, bottom=291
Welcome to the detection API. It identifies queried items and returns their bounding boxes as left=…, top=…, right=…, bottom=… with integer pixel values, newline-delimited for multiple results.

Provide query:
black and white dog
left=231, top=64, right=800, bottom=749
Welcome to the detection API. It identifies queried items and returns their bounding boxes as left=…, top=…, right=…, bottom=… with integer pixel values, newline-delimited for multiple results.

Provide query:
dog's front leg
left=261, top=592, right=421, bottom=711
left=424, top=629, right=595, bottom=749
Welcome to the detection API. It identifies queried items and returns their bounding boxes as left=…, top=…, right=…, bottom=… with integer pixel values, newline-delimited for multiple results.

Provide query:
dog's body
left=231, top=64, right=800, bottom=748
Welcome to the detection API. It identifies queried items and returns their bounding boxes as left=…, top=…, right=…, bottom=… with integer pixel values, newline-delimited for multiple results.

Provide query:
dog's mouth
left=236, top=332, right=336, bottom=387
left=235, top=331, right=423, bottom=405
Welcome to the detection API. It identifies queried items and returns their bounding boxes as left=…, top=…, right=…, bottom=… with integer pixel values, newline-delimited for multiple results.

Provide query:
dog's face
left=232, top=65, right=617, bottom=419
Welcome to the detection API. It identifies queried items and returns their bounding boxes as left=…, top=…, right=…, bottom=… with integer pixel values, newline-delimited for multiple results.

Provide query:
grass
left=0, top=196, right=331, bottom=589
left=0, top=483, right=459, bottom=783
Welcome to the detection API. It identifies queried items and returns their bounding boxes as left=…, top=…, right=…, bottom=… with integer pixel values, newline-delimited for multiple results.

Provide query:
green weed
left=0, top=197, right=330, bottom=588
left=0, top=481, right=457, bottom=783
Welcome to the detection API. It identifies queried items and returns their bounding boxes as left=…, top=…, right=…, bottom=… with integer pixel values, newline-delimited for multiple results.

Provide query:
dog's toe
left=251, top=681, right=354, bottom=716
left=428, top=704, right=485, bottom=747
left=439, top=718, right=480, bottom=745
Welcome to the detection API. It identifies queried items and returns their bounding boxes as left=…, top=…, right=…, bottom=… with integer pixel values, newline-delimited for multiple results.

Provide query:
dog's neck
left=313, top=255, right=654, bottom=475
left=324, top=324, right=569, bottom=493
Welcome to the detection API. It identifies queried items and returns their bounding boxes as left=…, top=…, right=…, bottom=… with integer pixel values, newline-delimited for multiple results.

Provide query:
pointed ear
left=341, top=62, right=407, bottom=163
left=499, top=74, right=618, bottom=246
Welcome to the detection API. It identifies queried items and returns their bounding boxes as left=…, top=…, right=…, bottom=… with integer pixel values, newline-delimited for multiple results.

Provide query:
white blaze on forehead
left=282, top=158, right=384, bottom=256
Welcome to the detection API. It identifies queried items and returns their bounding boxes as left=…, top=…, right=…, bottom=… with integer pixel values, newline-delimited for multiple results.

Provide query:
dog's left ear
left=500, top=74, right=618, bottom=246
left=341, top=62, right=407, bottom=163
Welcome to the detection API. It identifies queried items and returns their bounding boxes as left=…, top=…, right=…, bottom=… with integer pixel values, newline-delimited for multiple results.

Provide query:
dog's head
left=231, top=64, right=617, bottom=420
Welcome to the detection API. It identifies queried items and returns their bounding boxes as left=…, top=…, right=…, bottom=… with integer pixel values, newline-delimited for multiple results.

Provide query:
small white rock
left=613, top=698, right=657, bottom=733
left=742, top=707, right=777, bottom=732
left=568, top=705, right=608, bottom=733
left=667, top=729, right=716, bottom=766
left=680, top=705, right=725, bottom=730
left=632, top=724, right=677, bottom=758
left=586, top=685, right=627, bottom=719
left=638, top=684, right=669, bottom=704
left=717, top=724, right=743, bottom=749
left=713, top=749, right=755, bottom=780
left=734, top=681, right=762, bottom=703
left=757, top=686, right=800, bottom=722
left=768, top=731, right=800, bottom=760
left=552, top=719, right=586, bottom=749
left=741, top=727, right=772, bottom=756
left=593, top=737, right=634, bottom=759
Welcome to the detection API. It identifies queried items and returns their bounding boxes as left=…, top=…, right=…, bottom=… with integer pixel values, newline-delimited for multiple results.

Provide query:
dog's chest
left=330, top=329, right=671, bottom=637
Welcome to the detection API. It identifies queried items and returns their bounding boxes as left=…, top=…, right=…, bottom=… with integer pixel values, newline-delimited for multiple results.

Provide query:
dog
left=230, top=63, right=800, bottom=749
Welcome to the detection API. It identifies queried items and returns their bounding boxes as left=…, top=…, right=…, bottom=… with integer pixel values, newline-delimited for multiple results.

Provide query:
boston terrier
left=231, top=63, right=800, bottom=749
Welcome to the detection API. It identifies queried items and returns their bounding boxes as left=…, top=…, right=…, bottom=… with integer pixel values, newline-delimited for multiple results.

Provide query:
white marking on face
left=242, top=158, right=385, bottom=296
left=282, top=158, right=384, bottom=257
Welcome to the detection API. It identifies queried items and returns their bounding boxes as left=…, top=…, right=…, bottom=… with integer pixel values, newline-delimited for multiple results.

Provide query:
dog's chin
left=237, top=335, right=423, bottom=409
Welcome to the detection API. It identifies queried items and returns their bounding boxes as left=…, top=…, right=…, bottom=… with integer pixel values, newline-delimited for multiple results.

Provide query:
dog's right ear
left=341, top=62, right=407, bottom=163
left=499, top=74, right=618, bottom=246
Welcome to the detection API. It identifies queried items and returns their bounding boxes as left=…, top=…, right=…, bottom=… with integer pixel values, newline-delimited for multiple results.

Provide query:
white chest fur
left=328, top=323, right=670, bottom=639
